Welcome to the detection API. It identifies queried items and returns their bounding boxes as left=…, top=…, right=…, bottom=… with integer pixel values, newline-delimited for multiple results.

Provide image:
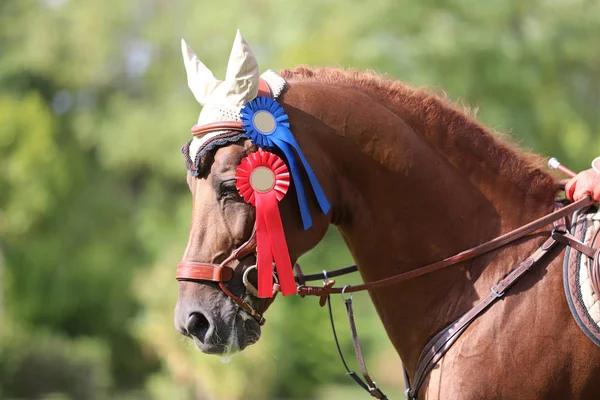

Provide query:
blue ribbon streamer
left=240, top=97, right=330, bottom=230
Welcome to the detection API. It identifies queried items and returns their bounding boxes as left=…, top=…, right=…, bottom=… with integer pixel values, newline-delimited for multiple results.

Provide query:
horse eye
left=218, top=180, right=240, bottom=200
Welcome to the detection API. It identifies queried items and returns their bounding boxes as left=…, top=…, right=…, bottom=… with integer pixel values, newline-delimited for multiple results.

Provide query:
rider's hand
left=565, top=168, right=600, bottom=202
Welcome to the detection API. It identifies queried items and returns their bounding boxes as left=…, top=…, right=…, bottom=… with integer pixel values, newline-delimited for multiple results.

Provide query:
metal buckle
left=242, top=264, right=279, bottom=297
left=490, top=284, right=504, bottom=298
left=341, top=284, right=354, bottom=302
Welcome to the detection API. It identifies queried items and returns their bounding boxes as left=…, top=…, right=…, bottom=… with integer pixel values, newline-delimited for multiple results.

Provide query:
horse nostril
left=187, top=312, right=211, bottom=343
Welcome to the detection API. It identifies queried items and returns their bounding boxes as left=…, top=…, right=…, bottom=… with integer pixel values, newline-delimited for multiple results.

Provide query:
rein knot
left=297, top=279, right=337, bottom=307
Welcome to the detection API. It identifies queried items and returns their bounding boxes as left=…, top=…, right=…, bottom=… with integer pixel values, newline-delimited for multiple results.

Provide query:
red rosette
left=235, top=150, right=296, bottom=297
left=235, top=151, right=290, bottom=205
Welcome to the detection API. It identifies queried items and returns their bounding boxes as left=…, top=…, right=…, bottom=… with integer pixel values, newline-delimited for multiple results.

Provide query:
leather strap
left=257, top=77, right=272, bottom=98
left=316, top=200, right=590, bottom=399
left=177, top=228, right=269, bottom=325
left=294, top=263, right=306, bottom=286
left=218, top=281, right=266, bottom=325
left=408, top=234, right=562, bottom=398
left=191, top=121, right=244, bottom=137
left=298, top=197, right=593, bottom=301
left=298, top=265, right=359, bottom=283
left=176, top=262, right=233, bottom=282
left=407, top=207, right=568, bottom=398
left=552, top=230, right=597, bottom=258
left=552, top=219, right=600, bottom=300
left=177, top=226, right=257, bottom=280
left=326, top=295, right=376, bottom=396
left=344, top=295, right=388, bottom=399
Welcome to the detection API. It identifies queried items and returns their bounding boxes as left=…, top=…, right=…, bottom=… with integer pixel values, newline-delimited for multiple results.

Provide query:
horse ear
left=222, top=30, right=259, bottom=106
left=181, top=38, right=221, bottom=105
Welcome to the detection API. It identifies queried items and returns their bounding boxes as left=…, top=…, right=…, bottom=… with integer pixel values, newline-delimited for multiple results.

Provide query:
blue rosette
left=240, top=96, right=330, bottom=230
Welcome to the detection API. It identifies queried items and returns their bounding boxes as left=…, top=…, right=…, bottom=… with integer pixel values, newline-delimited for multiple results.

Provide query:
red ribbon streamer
left=235, top=150, right=296, bottom=297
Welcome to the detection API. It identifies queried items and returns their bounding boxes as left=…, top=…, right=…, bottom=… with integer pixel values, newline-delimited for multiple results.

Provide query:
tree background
left=1, top=0, right=599, bottom=399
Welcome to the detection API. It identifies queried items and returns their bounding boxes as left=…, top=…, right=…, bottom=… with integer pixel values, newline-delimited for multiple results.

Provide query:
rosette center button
left=253, top=111, right=276, bottom=134
left=250, top=166, right=276, bottom=193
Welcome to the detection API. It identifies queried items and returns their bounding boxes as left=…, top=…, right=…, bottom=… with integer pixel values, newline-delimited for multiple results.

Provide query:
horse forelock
left=279, top=66, right=557, bottom=199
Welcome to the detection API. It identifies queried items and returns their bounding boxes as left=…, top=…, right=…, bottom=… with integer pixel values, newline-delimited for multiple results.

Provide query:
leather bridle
left=176, top=78, right=281, bottom=325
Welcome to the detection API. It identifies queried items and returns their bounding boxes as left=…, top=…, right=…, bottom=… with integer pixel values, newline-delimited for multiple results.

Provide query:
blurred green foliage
left=1, top=0, right=599, bottom=399
left=0, top=323, right=111, bottom=399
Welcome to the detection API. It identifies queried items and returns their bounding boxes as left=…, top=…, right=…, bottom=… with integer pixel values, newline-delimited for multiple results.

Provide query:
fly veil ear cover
left=181, top=30, right=262, bottom=166
left=182, top=29, right=259, bottom=124
left=181, top=31, right=286, bottom=167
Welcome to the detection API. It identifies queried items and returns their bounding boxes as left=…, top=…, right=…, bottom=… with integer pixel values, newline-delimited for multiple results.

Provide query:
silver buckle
left=242, top=264, right=278, bottom=297
left=341, top=284, right=354, bottom=302
left=490, top=284, right=504, bottom=298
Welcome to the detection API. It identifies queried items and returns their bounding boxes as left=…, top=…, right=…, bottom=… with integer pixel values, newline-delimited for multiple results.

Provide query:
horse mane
left=279, top=67, right=558, bottom=197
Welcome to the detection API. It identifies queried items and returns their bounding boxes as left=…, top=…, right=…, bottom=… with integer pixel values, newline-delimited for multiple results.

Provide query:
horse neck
left=289, top=81, right=558, bottom=373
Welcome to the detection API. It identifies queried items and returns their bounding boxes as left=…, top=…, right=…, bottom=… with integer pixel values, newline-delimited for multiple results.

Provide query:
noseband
left=177, top=227, right=281, bottom=325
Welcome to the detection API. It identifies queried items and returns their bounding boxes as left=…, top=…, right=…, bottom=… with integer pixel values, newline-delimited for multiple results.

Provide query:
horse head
left=174, top=31, right=330, bottom=354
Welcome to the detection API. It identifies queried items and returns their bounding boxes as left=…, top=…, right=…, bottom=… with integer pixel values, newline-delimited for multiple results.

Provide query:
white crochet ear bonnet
left=180, top=30, right=286, bottom=172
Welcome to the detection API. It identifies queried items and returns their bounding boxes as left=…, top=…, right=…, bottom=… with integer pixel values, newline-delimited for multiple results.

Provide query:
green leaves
left=0, top=93, right=68, bottom=236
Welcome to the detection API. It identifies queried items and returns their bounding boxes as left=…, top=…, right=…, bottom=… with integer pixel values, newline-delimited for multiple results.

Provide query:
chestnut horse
left=174, top=67, right=600, bottom=399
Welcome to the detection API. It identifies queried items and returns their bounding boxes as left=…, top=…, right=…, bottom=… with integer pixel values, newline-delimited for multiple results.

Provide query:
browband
left=190, top=77, right=273, bottom=138
left=191, top=121, right=244, bottom=137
